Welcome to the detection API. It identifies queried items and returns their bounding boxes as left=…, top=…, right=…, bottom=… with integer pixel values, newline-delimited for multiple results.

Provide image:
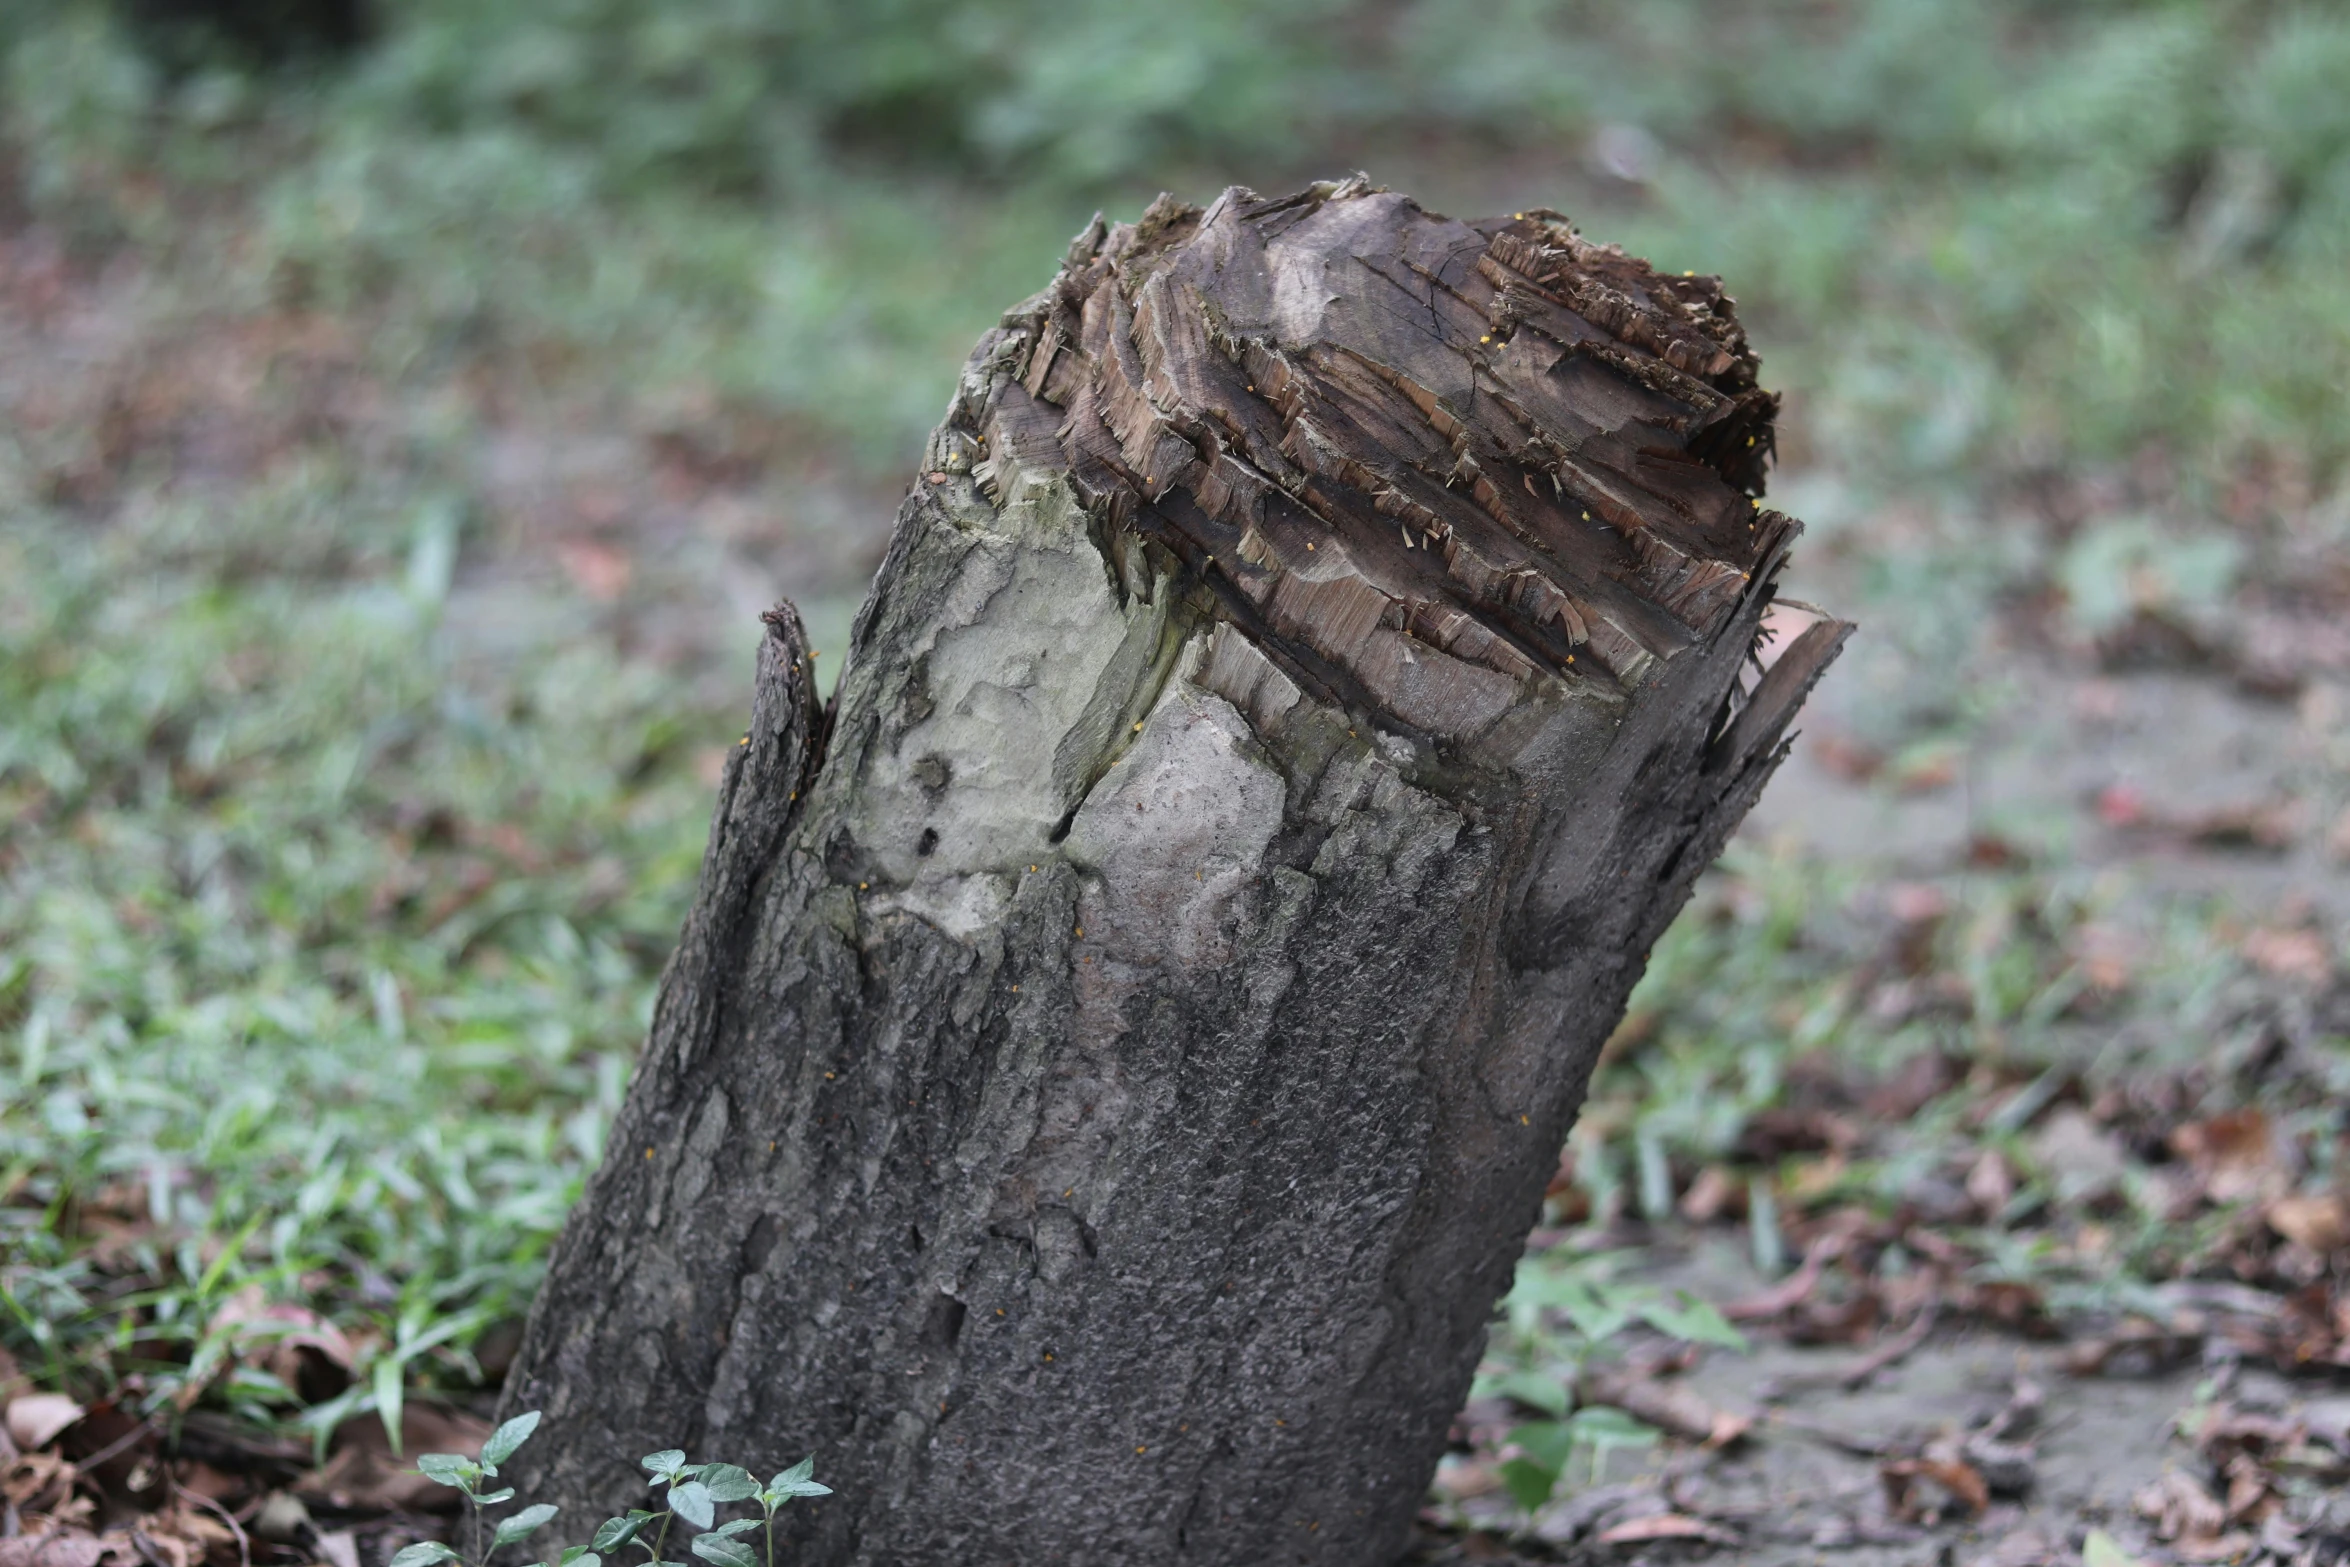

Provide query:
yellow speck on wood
left=825, top=1072, right=834, bottom=1079
left=1136, top=1446, right=1147, bottom=1455
left=858, top=882, right=867, bottom=890
left=644, top=1146, right=655, bottom=1159
left=1520, top=1115, right=1529, bottom=1125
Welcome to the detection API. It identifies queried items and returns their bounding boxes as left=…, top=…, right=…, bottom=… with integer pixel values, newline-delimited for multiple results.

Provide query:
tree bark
left=500, top=178, right=1848, bottom=1567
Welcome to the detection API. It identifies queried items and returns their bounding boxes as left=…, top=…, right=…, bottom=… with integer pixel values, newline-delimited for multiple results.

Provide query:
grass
left=1, top=0, right=2346, bottom=1475
left=0, top=489, right=725, bottom=1423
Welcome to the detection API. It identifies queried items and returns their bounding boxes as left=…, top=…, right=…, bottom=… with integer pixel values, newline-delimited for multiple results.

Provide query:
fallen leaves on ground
left=0, top=1384, right=468, bottom=1567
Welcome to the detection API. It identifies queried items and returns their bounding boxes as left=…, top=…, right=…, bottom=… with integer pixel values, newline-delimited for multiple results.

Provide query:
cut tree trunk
left=499, top=178, right=1848, bottom=1567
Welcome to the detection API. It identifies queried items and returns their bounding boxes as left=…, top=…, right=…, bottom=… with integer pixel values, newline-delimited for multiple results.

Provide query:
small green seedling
left=379, top=1411, right=830, bottom=1567
left=594, top=1448, right=831, bottom=1567
left=393, top=1410, right=558, bottom=1567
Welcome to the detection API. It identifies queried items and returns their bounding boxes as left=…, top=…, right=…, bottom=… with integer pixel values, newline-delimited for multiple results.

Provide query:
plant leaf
left=1637, top=1292, right=1749, bottom=1352
left=374, top=1356, right=407, bottom=1457
left=2083, top=1532, right=2147, bottom=1567
left=416, top=1453, right=480, bottom=1489
left=1564, top=1405, right=1660, bottom=1451
left=669, top=1482, right=715, bottom=1531
left=481, top=1411, right=542, bottom=1471
left=592, top=1517, right=647, bottom=1552
left=689, top=1537, right=756, bottom=1567
left=706, top=1521, right=758, bottom=1539
left=1475, top=1370, right=1569, bottom=1417
left=556, top=1550, right=600, bottom=1567
left=494, top=1504, right=560, bottom=1547
left=697, top=1464, right=757, bottom=1503
left=1496, top=1456, right=1556, bottom=1512
left=763, top=1457, right=828, bottom=1501
left=640, top=1450, right=688, bottom=1480
left=389, top=1546, right=461, bottom=1567
left=474, top=1488, right=516, bottom=1505
left=1506, top=1420, right=1577, bottom=1473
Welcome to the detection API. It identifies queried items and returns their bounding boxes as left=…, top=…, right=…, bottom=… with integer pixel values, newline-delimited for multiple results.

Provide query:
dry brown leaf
left=1881, top=1454, right=1989, bottom=1519
left=0, top=1534, right=141, bottom=1567
left=208, top=1288, right=357, bottom=1388
left=1677, top=1165, right=1742, bottom=1224
left=1575, top=1366, right=1752, bottom=1449
left=556, top=540, right=633, bottom=601
left=5, top=1397, right=85, bottom=1453
left=2136, top=1469, right=2227, bottom=1542
left=2240, top=927, right=2333, bottom=984
left=1430, top=1455, right=1501, bottom=1502
left=2220, top=1453, right=2270, bottom=1523
left=2267, top=1192, right=2350, bottom=1253
left=1722, top=1234, right=1842, bottom=1321
left=3, top=1449, right=79, bottom=1511
left=1966, top=1149, right=2017, bottom=1216
left=170, top=1462, right=245, bottom=1503
left=1594, top=1513, right=1736, bottom=1546
left=2029, top=1108, right=2130, bottom=1200
left=294, top=1406, right=490, bottom=1514
left=2170, top=1109, right=2280, bottom=1205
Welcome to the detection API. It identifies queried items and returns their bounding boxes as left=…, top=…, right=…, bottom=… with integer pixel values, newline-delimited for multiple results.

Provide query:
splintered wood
left=966, top=178, right=1795, bottom=746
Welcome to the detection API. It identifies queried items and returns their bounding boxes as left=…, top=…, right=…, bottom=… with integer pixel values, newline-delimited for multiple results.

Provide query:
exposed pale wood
left=501, top=179, right=1848, bottom=1567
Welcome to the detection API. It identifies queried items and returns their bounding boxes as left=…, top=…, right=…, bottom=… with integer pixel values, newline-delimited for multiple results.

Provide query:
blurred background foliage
left=5, top=0, right=2347, bottom=480
left=3, top=0, right=2348, bottom=1442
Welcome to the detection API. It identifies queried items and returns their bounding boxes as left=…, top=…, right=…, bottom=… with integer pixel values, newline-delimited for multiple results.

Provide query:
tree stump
left=501, top=179, right=1848, bottom=1567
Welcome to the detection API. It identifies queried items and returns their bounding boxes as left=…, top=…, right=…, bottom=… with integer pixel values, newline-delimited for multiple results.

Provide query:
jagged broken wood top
left=959, top=177, right=1797, bottom=748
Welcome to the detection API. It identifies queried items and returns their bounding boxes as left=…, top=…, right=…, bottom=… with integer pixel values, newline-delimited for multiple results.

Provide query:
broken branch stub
left=499, top=179, right=1849, bottom=1567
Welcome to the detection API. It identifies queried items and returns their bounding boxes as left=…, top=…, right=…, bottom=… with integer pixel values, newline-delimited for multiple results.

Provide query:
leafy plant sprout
left=598, top=1450, right=831, bottom=1567
left=394, top=1411, right=557, bottom=1567
left=392, top=1412, right=829, bottom=1567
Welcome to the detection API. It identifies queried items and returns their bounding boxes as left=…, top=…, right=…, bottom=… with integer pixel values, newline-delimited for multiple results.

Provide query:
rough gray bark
left=500, top=178, right=1849, bottom=1567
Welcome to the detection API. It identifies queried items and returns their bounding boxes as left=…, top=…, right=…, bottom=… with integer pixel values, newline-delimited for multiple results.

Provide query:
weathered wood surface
left=501, top=178, right=1848, bottom=1567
